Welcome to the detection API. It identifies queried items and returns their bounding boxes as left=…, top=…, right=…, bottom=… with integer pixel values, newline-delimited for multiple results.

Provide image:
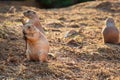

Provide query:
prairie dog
left=22, top=23, right=49, bottom=62
left=23, top=10, right=45, bottom=34
left=102, top=18, right=119, bottom=44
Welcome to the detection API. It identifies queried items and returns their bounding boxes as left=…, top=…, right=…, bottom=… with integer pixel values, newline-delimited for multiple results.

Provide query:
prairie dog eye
left=32, top=11, right=36, bottom=14
left=28, top=26, right=31, bottom=29
left=27, top=10, right=31, bottom=13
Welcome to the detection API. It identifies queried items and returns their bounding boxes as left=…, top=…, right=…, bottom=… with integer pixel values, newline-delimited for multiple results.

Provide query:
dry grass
left=0, top=1, right=120, bottom=80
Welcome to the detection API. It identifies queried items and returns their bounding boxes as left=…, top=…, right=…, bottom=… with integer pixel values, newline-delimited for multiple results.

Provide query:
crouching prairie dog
left=102, top=18, right=119, bottom=44
left=22, top=23, right=49, bottom=62
left=23, top=10, right=45, bottom=34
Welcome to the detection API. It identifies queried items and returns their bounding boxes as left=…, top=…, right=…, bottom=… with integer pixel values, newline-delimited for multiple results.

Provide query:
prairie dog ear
left=27, top=10, right=36, bottom=14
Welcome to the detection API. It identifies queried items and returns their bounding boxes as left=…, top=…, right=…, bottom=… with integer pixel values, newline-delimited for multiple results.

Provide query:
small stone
left=48, top=53, right=57, bottom=60
left=64, top=30, right=78, bottom=38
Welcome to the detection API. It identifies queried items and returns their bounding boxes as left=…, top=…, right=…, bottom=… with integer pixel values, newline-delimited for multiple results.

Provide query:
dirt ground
left=0, top=1, right=120, bottom=80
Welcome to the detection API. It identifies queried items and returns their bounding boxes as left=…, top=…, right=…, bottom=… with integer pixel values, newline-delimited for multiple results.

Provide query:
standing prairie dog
left=23, top=10, right=45, bottom=34
left=22, top=23, right=49, bottom=62
left=102, top=18, right=119, bottom=44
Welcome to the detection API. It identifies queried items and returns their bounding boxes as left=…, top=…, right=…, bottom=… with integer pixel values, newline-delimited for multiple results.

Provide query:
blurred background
left=1, top=0, right=94, bottom=8
left=0, top=0, right=120, bottom=80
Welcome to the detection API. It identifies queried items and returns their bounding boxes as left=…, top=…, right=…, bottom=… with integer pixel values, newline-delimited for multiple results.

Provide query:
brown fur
left=102, top=18, right=119, bottom=44
left=22, top=23, right=49, bottom=62
left=23, top=10, right=45, bottom=34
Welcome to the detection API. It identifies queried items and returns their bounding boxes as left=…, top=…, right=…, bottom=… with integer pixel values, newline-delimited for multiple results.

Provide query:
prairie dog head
left=23, top=10, right=37, bottom=19
left=23, top=23, right=38, bottom=34
left=106, top=18, right=115, bottom=27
